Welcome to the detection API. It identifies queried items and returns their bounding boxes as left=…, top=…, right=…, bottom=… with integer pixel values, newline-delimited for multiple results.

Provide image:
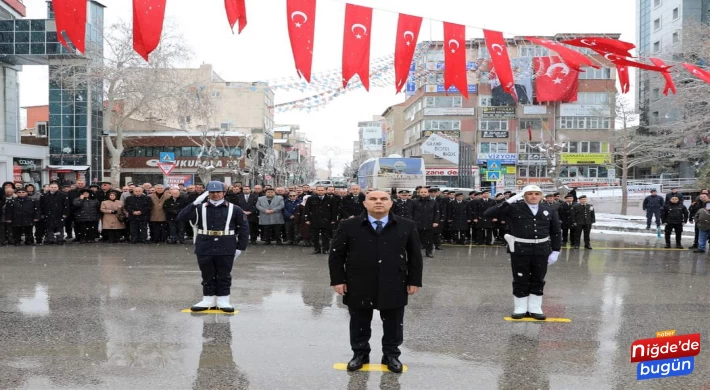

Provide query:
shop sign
left=522, top=105, right=547, bottom=115
left=560, top=153, right=611, bottom=165
left=423, top=107, right=475, bottom=116
left=146, top=159, right=225, bottom=168
left=480, top=131, right=509, bottom=138
left=166, top=175, right=193, bottom=186
left=481, top=106, right=516, bottom=119
left=477, top=153, right=517, bottom=165
left=420, top=130, right=460, bottom=138
left=425, top=167, right=478, bottom=176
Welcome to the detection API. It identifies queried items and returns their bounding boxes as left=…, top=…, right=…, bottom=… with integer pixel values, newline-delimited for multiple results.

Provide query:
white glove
left=193, top=192, right=209, bottom=206
left=506, top=193, right=524, bottom=204
left=234, top=250, right=242, bottom=258
left=548, top=251, right=560, bottom=265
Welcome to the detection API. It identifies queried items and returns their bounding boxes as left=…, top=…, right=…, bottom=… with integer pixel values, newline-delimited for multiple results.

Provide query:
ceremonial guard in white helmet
left=177, top=181, right=249, bottom=312
left=484, top=185, right=561, bottom=320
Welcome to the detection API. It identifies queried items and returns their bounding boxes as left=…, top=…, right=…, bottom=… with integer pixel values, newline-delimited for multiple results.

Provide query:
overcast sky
left=19, top=0, right=636, bottom=173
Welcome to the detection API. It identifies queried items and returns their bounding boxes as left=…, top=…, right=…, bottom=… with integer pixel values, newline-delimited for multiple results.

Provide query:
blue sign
left=433, top=61, right=479, bottom=71
left=487, top=160, right=502, bottom=170
left=409, top=61, right=416, bottom=72
left=637, top=357, right=694, bottom=380
left=435, top=84, right=478, bottom=94
left=486, top=171, right=501, bottom=181
left=160, top=152, right=175, bottom=163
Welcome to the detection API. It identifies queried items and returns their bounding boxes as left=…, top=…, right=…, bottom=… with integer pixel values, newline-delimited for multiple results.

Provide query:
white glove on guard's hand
left=506, top=193, right=524, bottom=204
left=234, top=250, right=242, bottom=259
left=548, top=251, right=560, bottom=265
left=193, top=192, right=209, bottom=205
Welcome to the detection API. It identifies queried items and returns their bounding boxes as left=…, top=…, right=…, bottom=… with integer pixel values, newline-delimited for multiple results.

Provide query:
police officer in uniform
left=484, top=185, right=561, bottom=320
left=570, top=195, right=595, bottom=250
left=393, top=190, right=414, bottom=220
left=177, top=181, right=250, bottom=312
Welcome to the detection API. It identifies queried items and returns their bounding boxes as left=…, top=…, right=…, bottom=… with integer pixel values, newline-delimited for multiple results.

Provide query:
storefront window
left=13, top=158, right=43, bottom=187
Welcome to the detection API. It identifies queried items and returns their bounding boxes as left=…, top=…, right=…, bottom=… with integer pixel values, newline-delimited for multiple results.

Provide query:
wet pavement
left=1, top=234, right=710, bottom=389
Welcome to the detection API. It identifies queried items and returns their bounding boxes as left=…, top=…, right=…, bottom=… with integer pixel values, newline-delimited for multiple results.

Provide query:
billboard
left=361, top=126, right=383, bottom=151
left=560, top=153, right=612, bottom=164
left=376, top=158, right=426, bottom=188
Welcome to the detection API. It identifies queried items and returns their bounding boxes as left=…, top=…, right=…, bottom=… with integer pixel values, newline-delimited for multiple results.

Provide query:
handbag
left=117, top=212, right=126, bottom=223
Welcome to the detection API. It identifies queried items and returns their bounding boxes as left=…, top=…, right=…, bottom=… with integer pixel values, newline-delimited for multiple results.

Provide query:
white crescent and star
left=580, top=39, right=596, bottom=46
left=448, top=39, right=460, bottom=53
left=351, top=23, right=368, bottom=39
left=491, top=43, right=503, bottom=55
left=404, top=30, right=414, bottom=46
left=546, top=62, right=570, bottom=78
left=291, top=11, right=307, bottom=28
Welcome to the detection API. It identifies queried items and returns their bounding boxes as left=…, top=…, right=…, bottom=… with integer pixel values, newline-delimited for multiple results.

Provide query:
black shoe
left=511, top=312, right=526, bottom=319
left=693, top=249, right=705, bottom=253
left=664, top=244, right=671, bottom=248
left=676, top=245, right=683, bottom=249
left=435, top=246, right=443, bottom=250
left=425, top=251, right=434, bottom=258
left=529, top=312, right=547, bottom=320
left=382, top=356, right=403, bottom=373
left=561, top=241, right=567, bottom=246
left=572, top=246, right=580, bottom=250
left=689, top=245, right=698, bottom=250
left=585, top=246, right=593, bottom=250
left=646, top=226, right=650, bottom=230
left=322, top=249, right=329, bottom=254
left=347, top=354, right=369, bottom=372
left=311, top=249, right=322, bottom=255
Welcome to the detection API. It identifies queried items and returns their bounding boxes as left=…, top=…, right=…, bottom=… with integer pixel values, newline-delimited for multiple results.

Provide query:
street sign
left=486, top=171, right=501, bottom=181
left=487, top=160, right=501, bottom=170
left=160, top=152, right=175, bottom=163
left=158, top=162, right=176, bottom=176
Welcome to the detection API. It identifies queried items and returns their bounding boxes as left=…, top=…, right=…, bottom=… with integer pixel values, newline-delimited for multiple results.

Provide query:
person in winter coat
left=693, top=199, right=710, bottom=253
left=558, top=194, right=574, bottom=246
left=234, top=186, right=260, bottom=245
left=411, top=187, right=439, bottom=258
left=149, top=184, right=169, bottom=243
left=72, top=188, right=101, bottom=243
left=688, top=192, right=709, bottom=250
left=124, top=187, right=152, bottom=244
left=0, top=185, right=15, bottom=245
left=282, top=191, right=301, bottom=245
left=570, top=195, right=596, bottom=250
left=40, top=183, right=69, bottom=245
left=305, top=186, right=338, bottom=255
left=393, top=190, right=414, bottom=220
left=665, top=187, right=684, bottom=204
left=24, top=184, right=45, bottom=244
left=256, top=188, right=285, bottom=244
left=163, top=188, right=188, bottom=244
left=471, top=190, right=497, bottom=245
left=100, top=191, right=125, bottom=243
left=338, top=186, right=366, bottom=220
left=661, top=195, right=689, bottom=249
left=293, top=195, right=312, bottom=246
left=448, top=193, right=469, bottom=245
left=4, top=187, right=40, bottom=245
left=642, top=189, right=664, bottom=229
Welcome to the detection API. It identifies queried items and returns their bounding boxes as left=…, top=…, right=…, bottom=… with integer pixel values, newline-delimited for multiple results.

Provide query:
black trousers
left=478, top=228, right=494, bottom=245
left=262, top=224, right=282, bottom=243
left=561, top=222, right=571, bottom=243
left=0, top=222, right=11, bottom=244
left=64, top=217, right=74, bottom=238
left=168, top=220, right=185, bottom=242
left=433, top=229, right=443, bottom=248
left=105, top=229, right=122, bottom=243
left=197, top=255, right=235, bottom=296
left=12, top=226, right=33, bottom=244
left=44, top=223, right=64, bottom=243
left=418, top=229, right=433, bottom=252
left=248, top=221, right=259, bottom=243
left=572, top=224, right=592, bottom=247
left=646, top=209, right=661, bottom=228
left=311, top=226, right=332, bottom=251
left=283, top=220, right=298, bottom=242
left=150, top=222, right=169, bottom=242
left=34, top=220, right=45, bottom=243
left=129, top=220, right=148, bottom=243
left=453, top=230, right=467, bottom=244
left=349, top=306, right=405, bottom=357
left=511, top=254, right=548, bottom=297
left=665, top=223, right=683, bottom=245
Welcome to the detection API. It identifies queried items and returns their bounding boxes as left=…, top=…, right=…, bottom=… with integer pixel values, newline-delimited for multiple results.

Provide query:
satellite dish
left=387, top=154, right=403, bottom=158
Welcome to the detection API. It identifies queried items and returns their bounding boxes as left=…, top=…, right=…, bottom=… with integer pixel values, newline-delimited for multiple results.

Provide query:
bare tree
left=522, top=130, right=566, bottom=195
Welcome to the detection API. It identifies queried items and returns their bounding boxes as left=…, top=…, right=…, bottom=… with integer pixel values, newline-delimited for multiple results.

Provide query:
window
left=577, top=92, right=611, bottom=104
left=673, top=7, right=679, bottom=20
left=479, top=119, right=508, bottom=131
left=673, top=31, right=680, bottom=44
left=518, top=45, right=550, bottom=57
left=478, top=45, right=490, bottom=59
left=424, top=120, right=461, bottom=130
left=211, top=91, right=221, bottom=98
left=654, top=18, right=661, bottom=31
left=479, top=95, right=492, bottom=107
left=652, top=111, right=660, bottom=123
left=558, top=117, right=611, bottom=129
left=578, top=67, right=613, bottom=80
left=652, top=88, right=661, bottom=99
left=425, top=96, right=463, bottom=108
left=36, top=122, right=47, bottom=137
left=590, top=142, right=601, bottom=153
left=479, top=142, right=508, bottom=153
left=220, top=122, right=232, bottom=131
left=653, top=40, right=661, bottom=53
left=518, top=165, right=548, bottom=178
left=654, top=0, right=661, bottom=7
left=519, top=118, right=543, bottom=130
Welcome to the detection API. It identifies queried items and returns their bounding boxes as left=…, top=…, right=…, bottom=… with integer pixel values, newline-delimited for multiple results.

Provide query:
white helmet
left=521, top=185, right=543, bottom=194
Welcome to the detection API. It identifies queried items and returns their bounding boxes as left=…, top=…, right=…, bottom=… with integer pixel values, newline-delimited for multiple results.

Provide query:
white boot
left=512, top=296, right=528, bottom=319
left=216, top=295, right=235, bottom=312
left=527, top=294, right=546, bottom=320
left=191, top=296, right=216, bottom=311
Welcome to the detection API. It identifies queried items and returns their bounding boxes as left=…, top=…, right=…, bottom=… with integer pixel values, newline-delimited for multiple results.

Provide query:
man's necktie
left=375, top=221, right=383, bottom=234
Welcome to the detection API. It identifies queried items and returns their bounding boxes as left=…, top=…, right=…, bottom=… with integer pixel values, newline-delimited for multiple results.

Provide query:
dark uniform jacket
left=484, top=201, right=561, bottom=255
left=163, top=196, right=189, bottom=221
left=473, top=198, right=497, bottom=229
left=304, top=195, right=337, bottom=228
left=5, top=197, right=39, bottom=226
left=177, top=201, right=249, bottom=256
left=124, top=195, right=152, bottom=221
left=40, top=191, right=69, bottom=227
left=434, top=197, right=449, bottom=231
left=448, top=200, right=470, bottom=231
left=570, top=203, right=596, bottom=225
left=329, top=213, right=423, bottom=310
left=393, top=199, right=414, bottom=220
left=661, top=202, right=689, bottom=224
left=643, top=195, right=664, bottom=211
left=411, top=198, right=439, bottom=230
left=234, top=193, right=259, bottom=223
left=558, top=202, right=573, bottom=225
left=72, top=197, right=101, bottom=222
left=338, top=193, right=366, bottom=219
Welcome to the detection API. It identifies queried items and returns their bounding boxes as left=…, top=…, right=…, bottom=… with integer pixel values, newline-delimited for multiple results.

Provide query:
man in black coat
left=329, top=190, right=423, bottom=373
left=429, top=188, right=448, bottom=250
left=40, top=183, right=70, bottom=245
left=393, top=190, right=414, bottom=220
left=304, top=186, right=337, bottom=255
left=411, top=187, right=439, bottom=258
left=484, top=185, right=561, bottom=320
left=448, top=193, right=469, bottom=245
left=123, top=187, right=152, bottom=243
left=5, top=188, right=40, bottom=245
left=338, top=185, right=366, bottom=220
left=570, top=195, right=595, bottom=250
left=558, top=194, right=574, bottom=246
left=661, top=194, right=689, bottom=249
left=472, top=190, right=497, bottom=245
left=689, top=191, right=709, bottom=250
left=233, top=185, right=259, bottom=244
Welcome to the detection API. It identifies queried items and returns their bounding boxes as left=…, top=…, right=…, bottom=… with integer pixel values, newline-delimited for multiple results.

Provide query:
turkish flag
left=133, top=0, right=167, bottom=61
left=650, top=58, right=677, bottom=95
left=225, top=0, right=247, bottom=34
left=287, top=0, right=317, bottom=82
left=561, top=37, right=635, bottom=57
left=683, top=63, right=710, bottom=84
left=443, top=22, right=468, bottom=98
left=617, top=65, right=630, bottom=94
left=394, top=14, right=422, bottom=93
left=342, top=4, right=373, bottom=90
left=604, top=53, right=670, bottom=72
left=52, top=0, right=87, bottom=53
left=534, top=56, right=579, bottom=103
left=526, top=37, right=599, bottom=71
left=483, top=29, right=516, bottom=101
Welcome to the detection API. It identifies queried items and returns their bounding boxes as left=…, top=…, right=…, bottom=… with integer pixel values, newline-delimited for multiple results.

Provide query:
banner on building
left=421, top=134, right=459, bottom=164
left=560, top=153, right=611, bottom=164
left=421, top=130, right=460, bottom=138
left=481, top=106, right=516, bottom=119
left=480, top=131, right=509, bottom=138
left=166, top=175, right=194, bottom=186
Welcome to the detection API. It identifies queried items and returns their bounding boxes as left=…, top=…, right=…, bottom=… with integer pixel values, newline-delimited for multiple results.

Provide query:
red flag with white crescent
left=617, top=65, right=630, bottom=94
left=443, top=22, right=468, bottom=98
left=133, top=0, right=167, bottom=61
left=650, top=58, right=677, bottom=95
left=527, top=122, right=532, bottom=141
left=483, top=29, right=516, bottom=101
left=682, top=63, right=710, bottom=84
left=526, top=37, right=599, bottom=71
left=52, top=0, right=87, bottom=53
left=342, top=4, right=373, bottom=90
left=394, top=13, right=422, bottom=93
left=534, top=56, right=579, bottom=103
left=287, top=0, right=317, bottom=82
left=604, top=53, right=670, bottom=72
left=225, top=0, right=247, bottom=34
left=561, top=37, right=635, bottom=57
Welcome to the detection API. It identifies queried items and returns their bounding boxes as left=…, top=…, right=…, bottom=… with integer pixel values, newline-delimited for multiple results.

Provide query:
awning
left=47, top=165, right=91, bottom=171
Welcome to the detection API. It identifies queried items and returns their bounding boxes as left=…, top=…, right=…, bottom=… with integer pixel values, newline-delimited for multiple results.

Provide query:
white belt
left=504, top=234, right=549, bottom=252
left=197, top=229, right=235, bottom=236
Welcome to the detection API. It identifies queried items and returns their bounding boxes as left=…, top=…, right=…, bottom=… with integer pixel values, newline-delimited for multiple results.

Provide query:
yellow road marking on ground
left=333, top=363, right=408, bottom=372
left=504, top=317, right=572, bottom=323
left=181, top=309, right=239, bottom=314
left=443, top=244, right=689, bottom=251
